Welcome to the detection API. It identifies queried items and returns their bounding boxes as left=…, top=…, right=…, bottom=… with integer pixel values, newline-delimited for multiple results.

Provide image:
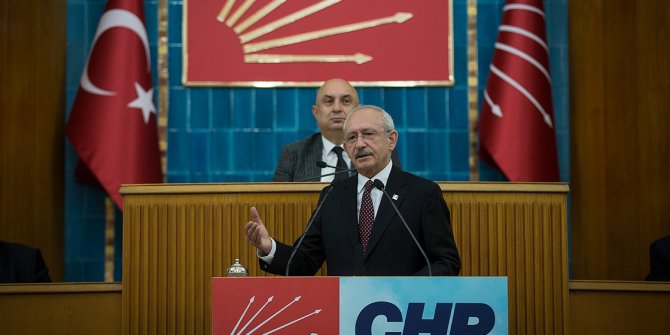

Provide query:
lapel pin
left=392, top=194, right=399, bottom=200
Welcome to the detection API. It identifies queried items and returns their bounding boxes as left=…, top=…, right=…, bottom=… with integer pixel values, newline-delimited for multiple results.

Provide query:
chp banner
left=66, top=0, right=163, bottom=209
left=212, top=277, right=508, bottom=334
left=185, top=0, right=454, bottom=86
left=478, top=0, right=560, bottom=182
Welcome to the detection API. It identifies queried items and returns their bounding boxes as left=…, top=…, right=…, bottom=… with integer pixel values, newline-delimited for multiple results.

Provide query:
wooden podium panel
left=120, top=182, right=568, bottom=335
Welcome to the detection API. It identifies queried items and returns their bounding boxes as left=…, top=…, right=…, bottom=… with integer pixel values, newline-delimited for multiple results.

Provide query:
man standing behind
left=247, top=105, right=460, bottom=276
left=273, top=78, right=358, bottom=182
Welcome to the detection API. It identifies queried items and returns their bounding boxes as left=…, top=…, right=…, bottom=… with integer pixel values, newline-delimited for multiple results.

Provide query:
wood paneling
left=121, top=182, right=569, bottom=335
left=0, top=283, right=122, bottom=335
left=0, top=0, right=66, bottom=280
left=569, top=280, right=670, bottom=334
left=570, top=0, right=670, bottom=280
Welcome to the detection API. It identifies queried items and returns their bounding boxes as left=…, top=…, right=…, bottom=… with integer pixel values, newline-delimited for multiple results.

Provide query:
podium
left=212, top=276, right=508, bottom=334
left=120, top=182, right=568, bottom=334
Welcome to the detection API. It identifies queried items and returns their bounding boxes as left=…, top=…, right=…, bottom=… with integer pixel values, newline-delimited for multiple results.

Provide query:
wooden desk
left=570, top=280, right=670, bottom=334
left=0, top=283, right=121, bottom=335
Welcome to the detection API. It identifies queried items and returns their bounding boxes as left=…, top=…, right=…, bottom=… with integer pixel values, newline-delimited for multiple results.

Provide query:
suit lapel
left=342, top=177, right=361, bottom=251
left=364, top=166, right=407, bottom=259
left=305, top=134, right=323, bottom=179
left=294, top=134, right=323, bottom=181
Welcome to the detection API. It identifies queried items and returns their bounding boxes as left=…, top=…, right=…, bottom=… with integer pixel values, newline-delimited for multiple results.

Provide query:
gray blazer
left=273, top=133, right=401, bottom=182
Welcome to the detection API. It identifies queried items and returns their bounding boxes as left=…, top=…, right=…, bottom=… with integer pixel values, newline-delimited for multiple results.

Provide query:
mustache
left=354, top=149, right=373, bottom=158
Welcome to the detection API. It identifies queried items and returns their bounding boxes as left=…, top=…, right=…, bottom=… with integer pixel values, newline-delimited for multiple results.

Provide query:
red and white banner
left=184, top=0, right=454, bottom=86
left=478, top=0, right=559, bottom=182
left=212, top=276, right=508, bottom=334
left=66, top=0, right=163, bottom=209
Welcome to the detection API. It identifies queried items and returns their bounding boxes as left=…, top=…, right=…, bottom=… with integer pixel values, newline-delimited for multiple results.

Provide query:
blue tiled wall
left=65, top=0, right=569, bottom=281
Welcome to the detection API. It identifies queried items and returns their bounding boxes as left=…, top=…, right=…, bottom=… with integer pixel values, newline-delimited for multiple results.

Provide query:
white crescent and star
left=80, top=9, right=156, bottom=124
left=127, top=83, right=155, bottom=124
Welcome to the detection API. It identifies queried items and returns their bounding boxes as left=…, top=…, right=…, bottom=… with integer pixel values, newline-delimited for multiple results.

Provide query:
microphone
left=317, top=160, right=349, bottom=170
left=373, top=179, right=432, bottom=276
left=296, top=161, right=356, bottom=182
left=286, top=185, right=335, bottom=276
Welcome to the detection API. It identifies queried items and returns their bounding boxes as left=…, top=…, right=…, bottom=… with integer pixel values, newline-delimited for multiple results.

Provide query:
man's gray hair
left=343, top=105, right=396, bottom=131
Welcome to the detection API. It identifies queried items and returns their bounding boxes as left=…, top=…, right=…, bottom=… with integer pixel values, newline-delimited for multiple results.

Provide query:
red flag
left=66, top=0, right=162, bottom=209
left=478, top=0, right=559, bottom=182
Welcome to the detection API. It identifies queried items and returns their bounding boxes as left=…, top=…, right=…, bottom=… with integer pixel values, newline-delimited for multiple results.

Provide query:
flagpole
left=467, top=0, right=480, bottom=181
left=158, top=0, right=169, bottom=179
left=104, top=197, right=115, bottom=282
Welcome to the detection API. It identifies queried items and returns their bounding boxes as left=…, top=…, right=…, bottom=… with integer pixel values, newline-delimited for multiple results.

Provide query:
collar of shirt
left=356, top=159, right=393, bottom=217
left=320, top=135, right=350, bottom=182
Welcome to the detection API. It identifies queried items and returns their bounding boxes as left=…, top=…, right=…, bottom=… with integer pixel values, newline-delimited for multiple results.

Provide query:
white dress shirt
left=319, top=136, right=351, bottom=182
left=356, top=159, right=393, bottom=219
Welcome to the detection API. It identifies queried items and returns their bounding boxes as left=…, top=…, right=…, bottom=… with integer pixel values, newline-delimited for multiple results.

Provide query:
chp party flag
left=478, top=0, right=559, bottom=182
left=66, top=0, right=162, bottom=209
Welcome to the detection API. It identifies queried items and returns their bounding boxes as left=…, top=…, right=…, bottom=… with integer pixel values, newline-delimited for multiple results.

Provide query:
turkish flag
left=66, top=0, right=162, bottom=209
left=478, top=0, right=559, bottom=182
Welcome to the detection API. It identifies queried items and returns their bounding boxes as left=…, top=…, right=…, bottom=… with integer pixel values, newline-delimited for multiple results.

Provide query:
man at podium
left=245, top=105, right=461, bottom=276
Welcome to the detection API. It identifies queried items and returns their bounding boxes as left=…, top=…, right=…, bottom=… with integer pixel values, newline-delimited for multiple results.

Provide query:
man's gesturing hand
left=245, top=207, right=272, bottom=255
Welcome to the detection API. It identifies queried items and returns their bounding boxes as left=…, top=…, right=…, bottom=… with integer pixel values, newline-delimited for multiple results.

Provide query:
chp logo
left=355, top=301, right=495, bottom=335
left=185, top=0, right=454, bottom=86
left=213, top=277, right=339, bottom=334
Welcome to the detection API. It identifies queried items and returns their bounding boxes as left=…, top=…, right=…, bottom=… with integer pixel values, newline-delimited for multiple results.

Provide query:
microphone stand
left=373, top=179, right=432, bottom=276
left=285, top=185, right=335, bottom=276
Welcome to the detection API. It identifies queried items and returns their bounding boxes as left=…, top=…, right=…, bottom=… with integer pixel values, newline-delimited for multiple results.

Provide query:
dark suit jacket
left=646, top=235, right=670, bottom=281
left=261, top=166, right=461, bottom=276
left=272, top=132, right=401, bottom=182
left=0, top=241, right=52, bottom=283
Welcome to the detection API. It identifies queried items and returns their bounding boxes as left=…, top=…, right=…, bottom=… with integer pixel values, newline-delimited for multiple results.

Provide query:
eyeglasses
left=344, top=129, right=388, bottom=145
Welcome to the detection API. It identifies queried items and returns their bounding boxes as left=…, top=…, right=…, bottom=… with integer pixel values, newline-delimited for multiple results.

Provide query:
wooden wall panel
left=570, top=0, right=670, bottom=280
left=0, top=0, right=66, bottom=280
left=569, top=281, right=670, bottom=334
left=121, top=182, right=568, bottom=335
left=0, top=283, right=122, bottom=335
